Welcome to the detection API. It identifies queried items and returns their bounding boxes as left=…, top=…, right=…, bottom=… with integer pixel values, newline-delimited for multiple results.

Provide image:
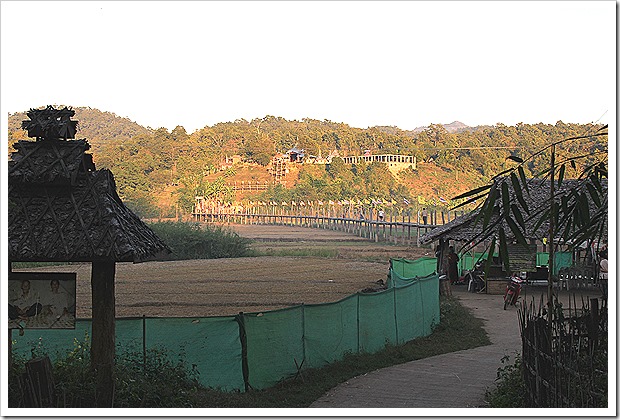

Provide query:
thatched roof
left=420, top=178, right=608, bottom=245
left=9, top=108, right=169, bottom=262
left=9, top=139, right=93, bottom=185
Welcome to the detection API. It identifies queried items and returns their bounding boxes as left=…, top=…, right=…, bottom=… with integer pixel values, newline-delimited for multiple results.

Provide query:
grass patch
left=249, top=247, right=339, bottom=258
left=148, top=221, right=252, bottom=260
left=11, top=262, right=70, bottom=269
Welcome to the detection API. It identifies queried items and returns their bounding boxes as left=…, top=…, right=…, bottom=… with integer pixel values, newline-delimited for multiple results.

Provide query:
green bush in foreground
left=148, top=221, right=252, bottom=260
left=10, top=333, right=201, bottom=408
left=484, top=353, right=525, bottom=407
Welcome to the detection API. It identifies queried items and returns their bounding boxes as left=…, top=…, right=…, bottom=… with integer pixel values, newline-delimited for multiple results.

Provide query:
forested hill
left=7, top=107, right=607, bottom=219
left=8, top=107, right=152, bottom=147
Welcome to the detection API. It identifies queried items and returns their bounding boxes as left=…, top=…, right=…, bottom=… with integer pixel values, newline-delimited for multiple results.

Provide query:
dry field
left=14, top=224, right=431, bottom=318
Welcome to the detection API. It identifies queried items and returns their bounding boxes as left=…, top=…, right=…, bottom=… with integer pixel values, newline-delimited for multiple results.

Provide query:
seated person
left=42, top=279, right=72, bottom=319
left=9, top=280, right=41, bottom=320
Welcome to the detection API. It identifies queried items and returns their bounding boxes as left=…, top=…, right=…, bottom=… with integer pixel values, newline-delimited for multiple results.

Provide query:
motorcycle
left=503, top=274, right=525, bottom=310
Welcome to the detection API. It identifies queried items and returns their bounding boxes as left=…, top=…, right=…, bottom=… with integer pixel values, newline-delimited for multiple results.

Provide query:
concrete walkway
left=310, top=285, right=600, bottom=408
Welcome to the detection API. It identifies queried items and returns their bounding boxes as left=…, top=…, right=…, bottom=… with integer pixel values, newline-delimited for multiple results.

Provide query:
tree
left=122, top=189, right=160, bottom=219
left=171, top=125, right=189, bottom=143
left=176, top=170, right=234, bottom=214
left=243, top=132, right=275, bottom=166
left=364, top=161, right=397, bottom=199
left=151, top=127, right=174, bottom=170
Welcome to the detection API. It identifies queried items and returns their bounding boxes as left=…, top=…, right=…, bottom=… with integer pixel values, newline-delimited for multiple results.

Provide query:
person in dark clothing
left=447, top=246, right=460, bottom=285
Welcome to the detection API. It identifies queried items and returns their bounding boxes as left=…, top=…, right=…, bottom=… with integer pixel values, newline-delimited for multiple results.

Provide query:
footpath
left=309, top=285, right=581, bottom=409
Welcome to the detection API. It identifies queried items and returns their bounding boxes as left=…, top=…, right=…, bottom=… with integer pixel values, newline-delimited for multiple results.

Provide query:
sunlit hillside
left=7, top=107, right=607, bottom=219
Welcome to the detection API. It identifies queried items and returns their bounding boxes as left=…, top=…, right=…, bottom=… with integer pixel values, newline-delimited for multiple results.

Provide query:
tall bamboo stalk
left=548, top=144, right=556, bottom=325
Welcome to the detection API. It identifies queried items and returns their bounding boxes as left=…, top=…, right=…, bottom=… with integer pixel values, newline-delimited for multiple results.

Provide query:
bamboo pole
left=548, top=144, right=555, bottom=325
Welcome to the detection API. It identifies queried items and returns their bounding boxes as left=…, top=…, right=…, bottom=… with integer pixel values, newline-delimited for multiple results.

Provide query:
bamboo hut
left=8, top=106, right=170, bottom=407
left=420, top=178, right=608, bottom=292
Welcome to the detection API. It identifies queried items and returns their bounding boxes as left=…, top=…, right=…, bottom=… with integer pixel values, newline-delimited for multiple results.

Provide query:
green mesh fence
left=390, top=257, right=437, bottom=279
left=11, top=321, right=94, bottom=359
left=144, top=317, right=244, bottom=391
left=458, top=251, right=572, bottom=275
left=12, top=316, right=245, bottom=392
left=304, top=295, right=359, bottom=368
left=536, top=251, right=573, bottom=274
left=458, top=252, right=488, bottom=272
left=241, top=273, right=439, bottom=390
left=243, top=306, right=305, bottom=390
left=12, top=259, right=440, bottom=393
left=358, top=289, right=397, bottom=353
left=395, top=274, right=437, bottom=339
left=390, top=252, right=493, bottom=276
left=384, top=258, right=439, bottom=345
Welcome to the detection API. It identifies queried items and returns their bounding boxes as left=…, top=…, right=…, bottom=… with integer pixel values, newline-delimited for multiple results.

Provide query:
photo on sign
left=506, top=243, right=538, bottom=272
left=8, top=273, right=76, bottom=330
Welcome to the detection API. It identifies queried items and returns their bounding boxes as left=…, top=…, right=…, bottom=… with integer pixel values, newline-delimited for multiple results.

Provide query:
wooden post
left=8, top=328, right=12, bottom=371
left=91, top=260, right=116, bottom=407
left=236, top=312, right=250, bottom=392
left=408, top=212, right=411, bottom=244
left=142, top=314, right=146, bottom=372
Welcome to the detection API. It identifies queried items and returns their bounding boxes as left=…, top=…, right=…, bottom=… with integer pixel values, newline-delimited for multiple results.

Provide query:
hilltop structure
left=266, top=148, right=417, bottom=183
left=341, top=153, right=417, bottom=173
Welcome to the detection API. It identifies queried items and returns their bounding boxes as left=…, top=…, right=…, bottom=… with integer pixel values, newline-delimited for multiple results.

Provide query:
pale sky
left=1, top=1, right=616, bottom=133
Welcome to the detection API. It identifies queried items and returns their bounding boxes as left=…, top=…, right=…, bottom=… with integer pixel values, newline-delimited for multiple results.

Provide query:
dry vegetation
left=14, top=224, right=430, bottom=318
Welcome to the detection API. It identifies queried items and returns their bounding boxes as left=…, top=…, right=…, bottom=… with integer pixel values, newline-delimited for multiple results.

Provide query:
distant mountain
left=8, top=107, right=152, bottom=148
left=410, top=121, right=473, bottom=134
left=443, top=121, right=470, bottom=132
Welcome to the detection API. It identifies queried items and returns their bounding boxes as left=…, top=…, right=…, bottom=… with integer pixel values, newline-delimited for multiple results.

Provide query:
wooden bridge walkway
left=192, top=212, right=438, bottom=246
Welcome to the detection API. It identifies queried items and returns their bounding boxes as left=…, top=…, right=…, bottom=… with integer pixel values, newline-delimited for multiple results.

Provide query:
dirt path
left=310, top=284, right=603, bottom=408
left=310, top=286, right=522, bottom=408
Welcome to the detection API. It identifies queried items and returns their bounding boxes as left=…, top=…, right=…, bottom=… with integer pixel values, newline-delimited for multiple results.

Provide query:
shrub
left=148, top=221, right=252, bottom=260
left=10, top=334, right=201, bottom=408
left=113, top=347, right=201, bottom=408
left=485, top=353, right=525, bottom=407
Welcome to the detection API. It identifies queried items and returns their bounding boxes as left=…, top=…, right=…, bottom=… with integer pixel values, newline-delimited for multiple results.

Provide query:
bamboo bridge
left=191, top=209, right=460, bottom=246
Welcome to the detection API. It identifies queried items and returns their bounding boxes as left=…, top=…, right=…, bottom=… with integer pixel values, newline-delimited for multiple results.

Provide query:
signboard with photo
left=8, top=272, right=77, bottom=330
left=506, top=243, right=538, bottom=272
